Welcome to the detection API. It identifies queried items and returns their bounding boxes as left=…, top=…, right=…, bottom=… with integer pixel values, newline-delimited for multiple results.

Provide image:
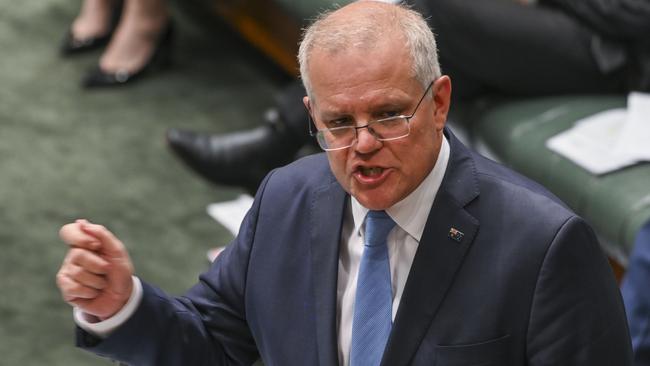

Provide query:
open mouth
left=354, top=165, right=390, bottom=185
left=359, top=166, right=384, bottom=177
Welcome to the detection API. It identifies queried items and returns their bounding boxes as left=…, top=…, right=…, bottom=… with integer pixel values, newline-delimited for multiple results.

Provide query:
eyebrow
left=318, top=97, right=412, bottom=119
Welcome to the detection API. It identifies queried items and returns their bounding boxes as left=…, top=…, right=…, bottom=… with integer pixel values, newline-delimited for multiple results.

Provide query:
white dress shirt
left=336, top=136, right=449, bottom=365
left=75, top=136, right=451, bottom=366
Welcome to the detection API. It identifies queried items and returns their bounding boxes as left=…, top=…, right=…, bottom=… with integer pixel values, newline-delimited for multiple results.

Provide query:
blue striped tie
left=350, top=210, right=396, bottom=366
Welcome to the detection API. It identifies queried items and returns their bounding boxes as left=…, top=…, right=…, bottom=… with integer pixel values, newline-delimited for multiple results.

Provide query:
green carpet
left=0, top=1, right=287, bottom=364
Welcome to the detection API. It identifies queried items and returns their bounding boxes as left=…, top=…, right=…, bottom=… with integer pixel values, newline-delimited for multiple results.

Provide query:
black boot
left=166, top=108, right=304, bottom=194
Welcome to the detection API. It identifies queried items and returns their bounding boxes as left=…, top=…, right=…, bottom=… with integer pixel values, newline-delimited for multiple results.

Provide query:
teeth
left=360, top=167, right=383, bottom=176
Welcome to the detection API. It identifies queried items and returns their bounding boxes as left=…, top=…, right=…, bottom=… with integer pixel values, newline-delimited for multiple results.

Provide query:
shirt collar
left=351, top=135, right=450, bottom=241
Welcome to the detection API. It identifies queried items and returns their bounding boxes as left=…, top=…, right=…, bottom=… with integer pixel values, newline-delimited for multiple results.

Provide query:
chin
left=353, top=191, right=397, bottom=211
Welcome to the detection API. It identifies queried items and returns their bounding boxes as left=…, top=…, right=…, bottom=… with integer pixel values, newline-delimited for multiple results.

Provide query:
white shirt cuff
left=73, top=276, right=143, bottom=339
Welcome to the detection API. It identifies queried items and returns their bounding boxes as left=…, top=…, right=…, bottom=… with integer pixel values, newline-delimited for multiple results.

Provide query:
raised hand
left=56, top=219, right=134, bottom=320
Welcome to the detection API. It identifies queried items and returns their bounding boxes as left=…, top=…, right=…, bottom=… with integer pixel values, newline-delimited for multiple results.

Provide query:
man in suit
left=56, top=1, right=633, bottom=365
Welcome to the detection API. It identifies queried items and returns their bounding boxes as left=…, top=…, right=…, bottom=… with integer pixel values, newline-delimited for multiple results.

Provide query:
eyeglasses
left=308, top=80, right=434, bottom=151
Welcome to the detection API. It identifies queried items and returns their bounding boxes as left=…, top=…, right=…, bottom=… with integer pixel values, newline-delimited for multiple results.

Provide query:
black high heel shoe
left=60, top=30, right=112, bottom=55
left=60, top=0, right=123, bottom=56
left=82, top=22, right=173, bottom=88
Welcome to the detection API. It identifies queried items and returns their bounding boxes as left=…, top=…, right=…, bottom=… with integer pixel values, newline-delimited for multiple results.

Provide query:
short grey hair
left=298, top=1, right=441, bottom=100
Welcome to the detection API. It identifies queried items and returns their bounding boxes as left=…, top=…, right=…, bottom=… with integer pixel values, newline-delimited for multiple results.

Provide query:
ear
left=432, top=75, right=452, bottom=131
left=303, top=96, right=311, bottom=111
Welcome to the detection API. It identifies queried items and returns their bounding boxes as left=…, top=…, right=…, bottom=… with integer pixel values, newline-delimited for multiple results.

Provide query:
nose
left=354, top=127, right=382, bottom=154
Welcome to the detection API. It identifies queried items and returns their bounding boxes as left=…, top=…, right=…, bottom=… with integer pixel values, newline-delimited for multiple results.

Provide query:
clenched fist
left=56, top=219, right=134, bottom=320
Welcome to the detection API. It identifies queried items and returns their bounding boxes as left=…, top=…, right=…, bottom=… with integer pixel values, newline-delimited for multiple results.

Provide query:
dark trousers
left=412, top=0, right=628, bottom=99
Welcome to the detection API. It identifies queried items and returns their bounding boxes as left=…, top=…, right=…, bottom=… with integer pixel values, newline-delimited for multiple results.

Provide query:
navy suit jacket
left=79, top=129, right=632, bottom=365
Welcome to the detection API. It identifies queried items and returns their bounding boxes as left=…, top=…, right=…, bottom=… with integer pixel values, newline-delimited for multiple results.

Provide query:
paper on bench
left=207, top=194, right=254, bottom=236
left=546, top=108, right=630, bottom=174
left=546, top=92, right=650, bottom=175
left=615, top=92, right=650, bottom=160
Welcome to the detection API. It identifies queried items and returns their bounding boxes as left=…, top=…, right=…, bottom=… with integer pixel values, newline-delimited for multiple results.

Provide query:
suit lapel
left=382, top=130, right=480, bottom=366
left=309, top=179, right=347, bottom=366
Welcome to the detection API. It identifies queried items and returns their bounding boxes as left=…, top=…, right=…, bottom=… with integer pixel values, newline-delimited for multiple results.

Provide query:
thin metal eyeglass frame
left=307, top=80, right=435, bottom=151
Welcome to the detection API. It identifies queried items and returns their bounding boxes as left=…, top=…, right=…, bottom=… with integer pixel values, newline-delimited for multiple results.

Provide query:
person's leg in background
left=84, top=0, right=171, bottom=87
left=166, top=81, right=311, bottom=193
left=622, top=222, right=650, bottom=366
left=413, top=0, right=627, bottom=101
left=61, top=0, right=119, bottom=54
left=61, top=0, right=172, bottom=87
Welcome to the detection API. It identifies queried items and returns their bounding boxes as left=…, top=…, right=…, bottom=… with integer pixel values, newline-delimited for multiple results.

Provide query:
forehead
left=307, top=37, right=418, bottom=108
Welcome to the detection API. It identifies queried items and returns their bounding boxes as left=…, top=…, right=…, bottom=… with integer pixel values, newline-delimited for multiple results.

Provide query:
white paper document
left=206, top=194, right=254, bottom=236
left=615, top=92, right=650, bottom=160
left=546, top=93, right=650, bottom=175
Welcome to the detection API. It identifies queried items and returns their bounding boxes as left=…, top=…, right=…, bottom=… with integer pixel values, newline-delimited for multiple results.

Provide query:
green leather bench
left=466, top=95, right=650, bottom=267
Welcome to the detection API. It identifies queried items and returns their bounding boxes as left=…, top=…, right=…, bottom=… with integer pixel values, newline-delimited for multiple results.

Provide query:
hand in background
left=56, top=219, right=134, bottom=320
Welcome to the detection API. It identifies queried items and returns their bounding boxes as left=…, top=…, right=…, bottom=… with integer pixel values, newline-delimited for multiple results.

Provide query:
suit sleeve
left=76, top=171, right=278, bottom=365
left=527, top=216, right=633, bottom=365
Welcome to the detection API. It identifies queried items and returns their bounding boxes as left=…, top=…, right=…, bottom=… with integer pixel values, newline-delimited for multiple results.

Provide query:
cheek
left=397, top=136, right=438, bottom=182
left=410, top=124, right=439, bottom=157
left=326, top=152, right=351, bottom=188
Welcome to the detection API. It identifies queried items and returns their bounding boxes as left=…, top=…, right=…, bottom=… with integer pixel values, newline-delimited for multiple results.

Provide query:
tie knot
left=365, top=211, right=396, bottom=247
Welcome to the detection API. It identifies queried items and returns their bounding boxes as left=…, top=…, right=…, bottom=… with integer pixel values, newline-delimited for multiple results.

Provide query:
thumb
left=60, top=221, right=102, bottom=251
left=78, top=221, right=129, bottom=260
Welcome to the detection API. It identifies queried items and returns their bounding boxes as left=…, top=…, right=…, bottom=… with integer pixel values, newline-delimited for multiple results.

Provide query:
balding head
left=298, top=1, right=441, bottom=100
